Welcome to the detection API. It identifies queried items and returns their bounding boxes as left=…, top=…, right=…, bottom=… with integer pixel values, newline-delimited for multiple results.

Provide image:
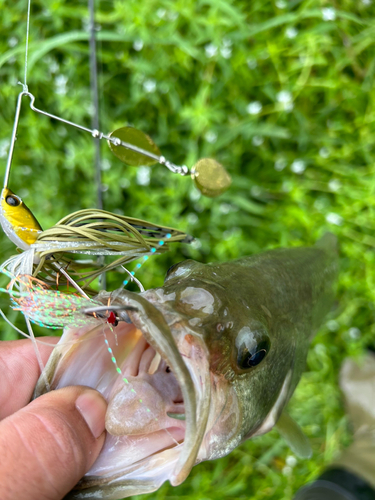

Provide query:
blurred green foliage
left=1, top=0, right=375, bottom=498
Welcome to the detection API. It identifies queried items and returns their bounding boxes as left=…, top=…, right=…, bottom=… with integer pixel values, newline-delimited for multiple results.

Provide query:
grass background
left=0, top=0, right=375, bottom=498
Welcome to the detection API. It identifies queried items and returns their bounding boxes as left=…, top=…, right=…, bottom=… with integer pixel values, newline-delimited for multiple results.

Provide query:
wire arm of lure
left=51, top=261, right=90, bottom=299
left=121, top=265, right=145, bottom=293
left=23, top=92, right=189, bottom=176
left=3, top=89, right=29, bottom=189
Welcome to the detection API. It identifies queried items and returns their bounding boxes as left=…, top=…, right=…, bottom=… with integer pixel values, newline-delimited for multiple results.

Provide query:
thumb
left=0, top=386, right=107, bottom=500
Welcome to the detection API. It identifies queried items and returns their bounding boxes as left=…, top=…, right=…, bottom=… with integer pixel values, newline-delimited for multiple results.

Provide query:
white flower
left=0, top=139, right=10, bottom=159
left=274, top=159, right=287, bottom=171
left=319, top=147, right=330, bottom=158
left=282, top=466, right=292, bottom=476
left=187, top=213, right=198, bottom=224
left=143, top=79, right=156, bottom=93
left=250, top=186, right=262, bottom=197
left=86, top=103, right=95, bottom=117
left=291, top=159, right=306, bottom=174
left=247, top=59, right=257, bottom=69
left=322, top=7, right=336, bottom=21
left=49, top=60, right=59, bottom=73
left=219, top=203, right=232, bottom=214
left=285, top=27, right=298, bottom=39
left=276, top=0, right=287, bottom=7
left=189, top=189, right=201, bottom=201
left=101, top=159, right=111, bottom=171
left=326, top=320, right=339, bottom=331
left=286, top=456, right=297, bottom=467
left=277, top=90, right=294, bottom=111
left=348, top=327, right=361, bottom=339
left=246, top=101, right=262, bottom=115
left=252, top=136, right=264, bottom=146
left=8, top=37, right=18, bottom=47
left=220, top=47, right=232, bottom=59
left=220, top=38, right=233, bottom=59
left=22, top=166, right=32, bottom=175
left=326, top=212, right=343, bottom=225
left=133, top=39, right=144, bottom=51
left=55, top=75, right=68, bottom=95
left=191, top=239, right=202, bottom=249
left=156, top=8, right=166, bottom=18
left=328, top=179, right=341, bottom=192
left=277, top=90, right=292, bottom=102
left=205, top=131, right=217, bottom=143
left=205, top=43, right=218, bottom=58
left=136, top=166, right=151, bottom=186
left=168, top=11, right=179, bottom=21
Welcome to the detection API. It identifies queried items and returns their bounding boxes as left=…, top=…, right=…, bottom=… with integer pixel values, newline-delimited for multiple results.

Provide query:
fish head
left=142, top=258, right=300, bottom=461
left=32, top=243, right=335, bottom=499
left=0, top=187, right=42, bottom=249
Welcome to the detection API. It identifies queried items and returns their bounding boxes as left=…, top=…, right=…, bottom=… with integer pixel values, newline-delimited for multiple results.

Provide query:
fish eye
left=236, top=339, right=270, bottom=370
left=5, top=195, right=21, bottom=207
left=235, top=325, right=271, bottom=371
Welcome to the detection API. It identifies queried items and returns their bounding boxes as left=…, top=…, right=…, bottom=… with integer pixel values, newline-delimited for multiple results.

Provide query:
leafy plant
left=1, top=0, right=374, bottom=498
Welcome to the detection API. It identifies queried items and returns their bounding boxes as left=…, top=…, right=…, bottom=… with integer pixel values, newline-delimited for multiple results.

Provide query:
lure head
left=0, top=187, right=42, bottom=250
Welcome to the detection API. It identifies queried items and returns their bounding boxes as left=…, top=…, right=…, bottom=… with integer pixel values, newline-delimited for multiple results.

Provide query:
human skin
left=0, top=338, right=107, bottom=500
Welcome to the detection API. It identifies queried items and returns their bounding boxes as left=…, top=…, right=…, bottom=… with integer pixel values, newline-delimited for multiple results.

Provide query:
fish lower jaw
left=42, top=320, right=189, bottom=496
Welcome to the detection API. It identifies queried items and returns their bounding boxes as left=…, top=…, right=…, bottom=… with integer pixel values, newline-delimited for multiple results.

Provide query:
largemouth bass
left=33, top=234, right=338, bottom=499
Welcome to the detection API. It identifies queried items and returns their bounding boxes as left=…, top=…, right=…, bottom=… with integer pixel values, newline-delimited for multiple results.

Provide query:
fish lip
left=97, top=288, right=210, bottom=487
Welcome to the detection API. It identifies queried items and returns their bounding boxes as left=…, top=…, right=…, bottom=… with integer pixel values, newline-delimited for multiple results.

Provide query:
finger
left=0, top=386, right=107, bottom=500
left=0, top=337, right=58, bottom=419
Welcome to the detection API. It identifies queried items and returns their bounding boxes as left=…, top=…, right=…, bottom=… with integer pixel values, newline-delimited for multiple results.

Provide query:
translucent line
left=0, top=308, right=32, bottom=339
left=25, top=315, right=51, bottom=392
left=24, top=0, right=32, bottom=86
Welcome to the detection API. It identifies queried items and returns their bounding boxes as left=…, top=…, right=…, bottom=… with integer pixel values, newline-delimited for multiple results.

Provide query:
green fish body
left=33, top=235, right=338, bottom=499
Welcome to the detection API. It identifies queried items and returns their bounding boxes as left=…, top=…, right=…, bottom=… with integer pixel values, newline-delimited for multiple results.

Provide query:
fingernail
left=76, top=391, right=107, bottom=439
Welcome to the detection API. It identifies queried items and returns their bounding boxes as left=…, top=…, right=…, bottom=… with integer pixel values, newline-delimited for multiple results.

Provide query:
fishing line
left=0, top=307, right=34, bottom=339
left=102, top=322, right=156, bottom=416
left=25, top=315, right=51, bottom=391
left=88, top=0, right=103, bottom=211
left=88, top=0, right=106, bottom=290
left=121, top=234, right=171, bottom=289
left=101, top=322, right=182, bottom=447
left=3, top=0, right=32, bottom=188
left=24, top=0, right=32, bottom=87
left=3, top=0, right=50, bottom=383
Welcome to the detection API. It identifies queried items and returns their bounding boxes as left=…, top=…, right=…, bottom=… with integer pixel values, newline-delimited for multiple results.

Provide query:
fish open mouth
left=34, top=290, right=211, bottom=499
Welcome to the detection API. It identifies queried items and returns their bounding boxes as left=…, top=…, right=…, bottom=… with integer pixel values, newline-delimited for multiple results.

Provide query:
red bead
left=107, top=311, right=117, bottom=325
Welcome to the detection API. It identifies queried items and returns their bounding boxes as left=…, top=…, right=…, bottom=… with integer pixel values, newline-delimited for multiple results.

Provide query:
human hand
left=0, top=338, right=107, bottom=500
